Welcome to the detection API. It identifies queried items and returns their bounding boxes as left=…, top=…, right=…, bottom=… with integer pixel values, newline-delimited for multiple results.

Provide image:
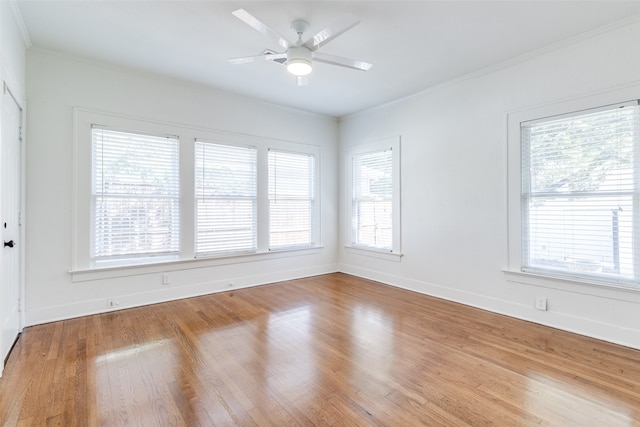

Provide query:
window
left=92, top=126, right=180, bottom=262
left=195, top=141, right=257, bottom=256
left=74, top=109, right=322, bottom=276
left=521, top=101, right=640, bottom=284
left=268, top=149, right=317, bottom=249
left=347, top=137, right=401, bottom=254
left=353, top=149, right=392, bottom=249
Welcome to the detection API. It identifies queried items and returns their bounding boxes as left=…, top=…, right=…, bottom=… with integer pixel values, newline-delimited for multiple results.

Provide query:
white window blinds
left=268, top=150, right=316, bottom=249
left=92, top=126, right=180, bottom=260
left=195, top=141, right=257, bottom=256
left=521, top=101, right=640, bottom=282
left=352, top=148, right=393, bottom=250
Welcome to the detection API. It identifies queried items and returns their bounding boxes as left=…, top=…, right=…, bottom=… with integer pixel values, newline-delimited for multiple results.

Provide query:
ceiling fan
left=228, top=9, right=373, bottom=85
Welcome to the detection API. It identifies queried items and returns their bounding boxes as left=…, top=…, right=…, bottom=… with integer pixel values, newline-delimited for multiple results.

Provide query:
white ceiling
left=16, top=1, right=640, bottom=117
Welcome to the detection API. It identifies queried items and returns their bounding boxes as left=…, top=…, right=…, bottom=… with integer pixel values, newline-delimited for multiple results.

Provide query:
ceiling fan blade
left=302, top=15, right=361, bottom=52
left=297, top=76, right=309, bottom=86
left=228, top=52, right=287, bottom=65
left=312, top=52, right=373, bottom=71
left=228, top=56, right=258, bottom=65
left=232, top=9, right=293, bottom=50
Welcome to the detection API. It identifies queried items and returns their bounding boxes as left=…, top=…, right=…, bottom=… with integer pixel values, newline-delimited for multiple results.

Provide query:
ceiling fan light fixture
left=286, top=45, right=312, bottom=76
left=287, top=59, right=312, bottom=76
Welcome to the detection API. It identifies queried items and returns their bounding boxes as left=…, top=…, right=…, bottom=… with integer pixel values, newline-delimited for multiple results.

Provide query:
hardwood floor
left=1, top=273, right=639, bottom=426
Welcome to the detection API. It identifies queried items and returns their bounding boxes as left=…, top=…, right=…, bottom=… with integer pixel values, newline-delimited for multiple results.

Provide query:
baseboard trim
left=26, top=264, right=338, bottom=326
left=338, top=264, right=640, bottom=350
left=25, top=264, right=638, bottom=350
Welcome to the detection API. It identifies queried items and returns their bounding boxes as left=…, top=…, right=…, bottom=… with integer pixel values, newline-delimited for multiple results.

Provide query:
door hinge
left=18, top=126, right=23, bottom=142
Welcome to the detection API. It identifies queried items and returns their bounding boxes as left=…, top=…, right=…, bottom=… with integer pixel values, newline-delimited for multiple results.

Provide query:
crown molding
left=344, top=13, right=640, bottom=120
left=7, top=0, right=32, bottom=49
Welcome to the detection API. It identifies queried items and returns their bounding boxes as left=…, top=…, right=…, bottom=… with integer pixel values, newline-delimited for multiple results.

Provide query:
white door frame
left=0, top=77, right=26, bottom=376
left=4, top=81, right=26, bottom=328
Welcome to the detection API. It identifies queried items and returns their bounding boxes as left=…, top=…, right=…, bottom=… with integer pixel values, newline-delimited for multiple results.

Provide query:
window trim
left=505, top=88, right=640, bottom=293
left=345, top=136, right=401, bottom=256
left=74, top=109, right=190, bottom=270
left=69, top=245, right=324, bottom=282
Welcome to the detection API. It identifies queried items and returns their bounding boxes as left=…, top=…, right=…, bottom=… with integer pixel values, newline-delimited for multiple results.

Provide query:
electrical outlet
left=107, top=298, right=120, bottom=308
left=535, top=296, right=547, bottom=311
left=162, top=273, right=170, bottom=285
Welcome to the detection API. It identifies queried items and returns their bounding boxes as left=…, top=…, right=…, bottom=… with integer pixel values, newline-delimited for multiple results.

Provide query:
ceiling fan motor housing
left=287, top=45, right=312, bottom=63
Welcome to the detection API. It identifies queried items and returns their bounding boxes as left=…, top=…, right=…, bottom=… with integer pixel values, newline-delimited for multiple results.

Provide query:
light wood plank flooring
left=1, top=273, right=639, bottom=426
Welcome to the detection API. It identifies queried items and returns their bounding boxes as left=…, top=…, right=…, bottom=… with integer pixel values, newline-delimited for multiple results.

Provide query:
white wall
left=23, top=15, right=640, bottom=349
left=339, top=18, right=640, bottom=349
left=25, top=49, right=338, bottom=325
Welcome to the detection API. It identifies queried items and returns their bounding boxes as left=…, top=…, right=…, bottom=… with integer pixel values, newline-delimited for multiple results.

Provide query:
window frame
left=506, top=90, right=640, bottom=292
left=346, top=136, right=401, bottom=258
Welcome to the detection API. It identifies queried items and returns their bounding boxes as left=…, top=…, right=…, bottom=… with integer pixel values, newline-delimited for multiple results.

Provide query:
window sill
left=70, top=246, right=324, bottom=282
left=344, top=245, right=403, bottom=262
left=502, top=268, right=640, bottom=302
